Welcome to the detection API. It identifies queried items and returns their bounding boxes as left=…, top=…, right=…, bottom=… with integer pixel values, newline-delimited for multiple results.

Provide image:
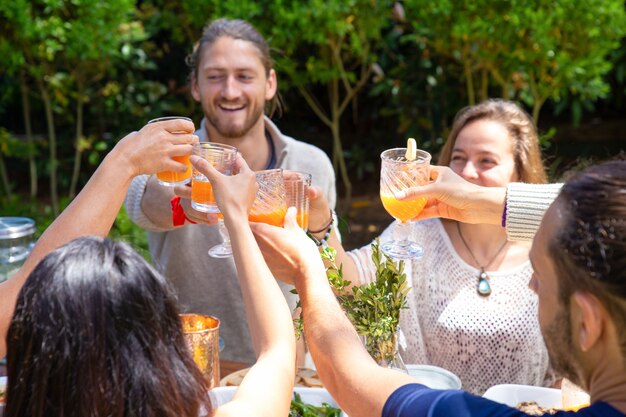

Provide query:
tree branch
left=297, top=85, right=332, bottom=128
left=328, top=37, right=353, bottom=97
left=338, top=65, right=372, bottom=117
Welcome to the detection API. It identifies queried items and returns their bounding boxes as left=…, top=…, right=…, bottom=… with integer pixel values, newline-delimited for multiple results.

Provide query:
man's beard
left=542, top=304, right=582, bottom=385
left=206, top=102, right=264, bottom=139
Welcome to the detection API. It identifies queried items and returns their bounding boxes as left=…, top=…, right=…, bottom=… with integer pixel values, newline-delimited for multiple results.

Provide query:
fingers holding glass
left=190, top=143, right=238, bottom=213
left=209, top=168, right=287, bottom=259
left=147, top=116, right=195, bottom=187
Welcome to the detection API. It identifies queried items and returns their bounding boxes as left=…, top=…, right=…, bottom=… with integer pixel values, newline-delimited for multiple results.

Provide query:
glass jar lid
left=0, top=217, right=36, bottom=239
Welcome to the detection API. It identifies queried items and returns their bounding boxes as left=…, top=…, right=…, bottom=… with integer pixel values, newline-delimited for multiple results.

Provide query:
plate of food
left=483, top=384, right=562, bottom=415
left=220, top=367, right=323, bottom=388
left=210, top=386, right=345, bottom=416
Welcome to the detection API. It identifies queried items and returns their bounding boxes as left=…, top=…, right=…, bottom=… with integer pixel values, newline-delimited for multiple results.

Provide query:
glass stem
left=218, top=220, right=231, bottom=247
left=395, top=220, right=410, bottom=243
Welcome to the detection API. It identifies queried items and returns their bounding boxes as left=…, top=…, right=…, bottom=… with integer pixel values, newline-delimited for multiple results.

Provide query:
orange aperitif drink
left=191, top=142, right=238, bottom=213
left=191, top=177, right=215, bottom=207
left=296, top=210, right=309, bottom=230
left=157, top=155, right=192, bottom=185
left=380, top=193, right=427, bottom=223
left=148, top=116, right=193, bottom=186
left=248, top=206, right=287, bottom=227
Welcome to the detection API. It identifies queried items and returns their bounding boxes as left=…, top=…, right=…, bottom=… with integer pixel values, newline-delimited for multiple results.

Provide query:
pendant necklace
left=456, top=222, right=508, bottom=297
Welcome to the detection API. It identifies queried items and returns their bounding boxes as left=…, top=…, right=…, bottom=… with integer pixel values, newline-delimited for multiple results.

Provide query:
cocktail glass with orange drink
left=148, top=116, right=194, bottom=186
left=284, top=170, right=312, bottom=230
left=208, top=169, right=287, bottom=258
left=380, top=146, right=431, bottom=259
left=191, top=142, right=238, bottom=213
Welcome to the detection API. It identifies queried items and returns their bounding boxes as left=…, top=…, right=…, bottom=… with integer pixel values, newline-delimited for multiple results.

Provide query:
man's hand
left=173, top=183, right=219, bottom=225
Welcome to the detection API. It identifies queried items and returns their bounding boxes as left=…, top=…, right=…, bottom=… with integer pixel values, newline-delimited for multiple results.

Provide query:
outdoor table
left=220, top=360, right=249, bottom=379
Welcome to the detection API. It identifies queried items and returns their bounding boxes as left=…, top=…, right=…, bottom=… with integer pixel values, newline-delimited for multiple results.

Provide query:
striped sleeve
left=505, top=182, right=563, bottom=242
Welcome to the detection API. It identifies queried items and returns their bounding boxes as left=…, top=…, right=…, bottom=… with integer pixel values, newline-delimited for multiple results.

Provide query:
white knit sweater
left=347, top=219, right=556, bottom=394
left=505, top=182, right=563, bottom=241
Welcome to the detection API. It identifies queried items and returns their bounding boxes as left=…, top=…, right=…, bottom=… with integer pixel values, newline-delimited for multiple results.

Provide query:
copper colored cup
left=180, top=313, right=221, bottom=389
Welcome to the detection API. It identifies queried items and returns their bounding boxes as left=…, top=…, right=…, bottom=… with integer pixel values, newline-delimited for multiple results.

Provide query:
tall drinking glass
left=248, top=169, right=288, bottom=226
left=208, top=169, right=287, bottom=258
left=148, top=116, right=193, bottom=186
left=180, top=314, right=221, bottom=389
left=191, top=143, right=238, bottom=213
left=379, top=148, right=431, bottom=259
left=284, top=170, right=312, bottom=230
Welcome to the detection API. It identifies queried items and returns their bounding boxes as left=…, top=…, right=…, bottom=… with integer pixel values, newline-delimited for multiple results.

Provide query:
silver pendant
left=477, top=269, right=491, bottom=296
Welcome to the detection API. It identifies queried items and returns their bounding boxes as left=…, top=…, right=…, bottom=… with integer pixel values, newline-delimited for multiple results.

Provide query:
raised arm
left=0, top=119, right=197, bottom=358
left=191, top=155, right=296, bottom=417
left=397, top=165, right=507, bottom=225
left=251, top=213, right=416, bottom=417
left=398, top=165, right=562, bottom=241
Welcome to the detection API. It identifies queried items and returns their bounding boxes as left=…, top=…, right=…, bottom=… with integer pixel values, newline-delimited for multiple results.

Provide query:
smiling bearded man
left=123, top=19, right=336, bottom=363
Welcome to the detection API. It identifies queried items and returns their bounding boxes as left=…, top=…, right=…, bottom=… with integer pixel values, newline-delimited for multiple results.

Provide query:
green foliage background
left=1, top=0, right=625, bottom=255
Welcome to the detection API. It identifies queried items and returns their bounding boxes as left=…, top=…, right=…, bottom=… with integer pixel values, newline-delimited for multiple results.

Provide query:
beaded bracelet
left=307, top=210, right=335, bottom=247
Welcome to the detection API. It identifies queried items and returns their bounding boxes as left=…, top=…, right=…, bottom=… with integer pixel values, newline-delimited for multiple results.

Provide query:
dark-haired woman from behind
left=6, top=237, right=211, bottom=417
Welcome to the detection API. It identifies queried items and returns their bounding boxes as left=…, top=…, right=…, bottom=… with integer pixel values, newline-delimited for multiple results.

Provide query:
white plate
left=405, top=364, right=462, bottom=390
left=483, top=384, right=562, bottom=409
left=210, top=386, right=347, bottom=416
left=0, top=376, right=6, bottom=417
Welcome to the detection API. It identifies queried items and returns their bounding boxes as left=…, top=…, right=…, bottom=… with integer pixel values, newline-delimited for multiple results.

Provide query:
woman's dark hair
left=548, top=159, right=626, bottom=357
left=5, top=237, right=211, bottom=417
left=186, top=18, right=281, bottom=117
left=438, top=99, right=547, bottom=184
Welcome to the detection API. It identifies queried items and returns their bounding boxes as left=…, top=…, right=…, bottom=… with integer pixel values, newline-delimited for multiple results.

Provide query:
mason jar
left=0, top=217, right=36, bottom=283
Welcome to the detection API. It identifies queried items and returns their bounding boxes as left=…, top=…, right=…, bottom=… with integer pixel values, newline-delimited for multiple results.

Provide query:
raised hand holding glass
left=148, top=116, right=194, bottom=187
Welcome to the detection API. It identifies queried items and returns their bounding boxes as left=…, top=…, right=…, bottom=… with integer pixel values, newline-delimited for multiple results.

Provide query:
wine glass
left=191, top=143, right=238, bottom=213
left=379, top=148, right=431, bottom=259
left=208, top=169, right=286, bottom=258
left=208, top=216, right=232, bottom=258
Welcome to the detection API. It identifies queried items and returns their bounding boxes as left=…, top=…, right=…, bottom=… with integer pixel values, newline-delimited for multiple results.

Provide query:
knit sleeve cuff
left=124, top=174, right=171, bottom=232
left=505, top=182, right=563, bottom=242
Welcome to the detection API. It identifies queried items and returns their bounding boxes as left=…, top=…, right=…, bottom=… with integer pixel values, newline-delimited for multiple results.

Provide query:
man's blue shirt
left=383, top=384, right=623, bottom=417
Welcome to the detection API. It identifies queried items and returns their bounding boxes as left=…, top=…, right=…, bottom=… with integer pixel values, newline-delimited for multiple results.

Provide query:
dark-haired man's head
left=529, top=160, right=626, bottom=390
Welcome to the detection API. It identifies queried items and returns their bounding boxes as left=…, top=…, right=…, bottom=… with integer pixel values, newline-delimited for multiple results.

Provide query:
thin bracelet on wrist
left=308, top=209, right=334, bottom=234
left=307, top=210, right=335, bottom=247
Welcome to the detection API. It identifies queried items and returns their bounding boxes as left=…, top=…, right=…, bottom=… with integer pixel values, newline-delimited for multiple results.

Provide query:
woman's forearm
left=0, top=145, right=136, bottom=357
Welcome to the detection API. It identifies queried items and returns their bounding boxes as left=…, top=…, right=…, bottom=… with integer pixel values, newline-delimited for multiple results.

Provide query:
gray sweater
left=124, top=117, right=336, bottom=362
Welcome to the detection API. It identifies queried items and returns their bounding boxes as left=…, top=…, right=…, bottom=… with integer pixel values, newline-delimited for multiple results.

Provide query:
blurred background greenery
left=1, top=0, right=625, bottom=253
